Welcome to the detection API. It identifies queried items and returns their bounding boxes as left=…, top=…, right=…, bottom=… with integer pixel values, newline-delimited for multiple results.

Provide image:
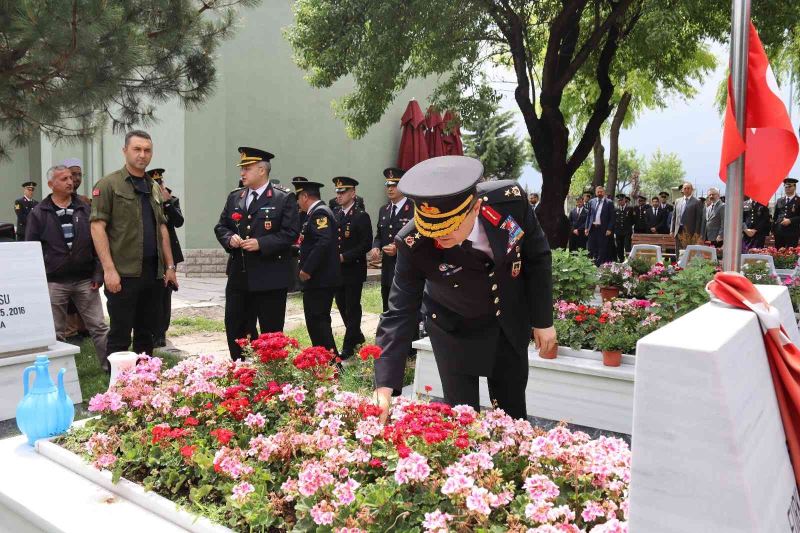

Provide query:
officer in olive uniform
left=613, top=194, right=634, bottom=262
left=214, top=148, right=299, bottom=360
left=374, top=156, right=555, bottom=421
left=332, top=177, right=373, bottom=359
left=14, top=181, right=38, bottom=240
left=370, top=168, right=415, bottom=312
left=743, top=196, right=771, bottom=250
left=293, top=177, right=342, bottom=355
left=773, top=178, right=800, bottom=249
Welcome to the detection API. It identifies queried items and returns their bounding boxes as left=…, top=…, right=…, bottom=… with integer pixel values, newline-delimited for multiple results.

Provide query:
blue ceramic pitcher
left=16, top=355, right=75, bottom=445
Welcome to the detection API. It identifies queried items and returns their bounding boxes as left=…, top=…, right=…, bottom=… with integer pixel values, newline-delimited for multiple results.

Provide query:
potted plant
left=594, top=322, right=636, bottom=366
left=596, top=262, right=631, bottom=301
left=550, top=249, right=598, bottom=303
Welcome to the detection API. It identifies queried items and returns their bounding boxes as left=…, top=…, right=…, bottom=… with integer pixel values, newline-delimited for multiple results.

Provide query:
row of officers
left=213, top=147, right=414, bottom=361
left=566, top=178, right=800, bottom=262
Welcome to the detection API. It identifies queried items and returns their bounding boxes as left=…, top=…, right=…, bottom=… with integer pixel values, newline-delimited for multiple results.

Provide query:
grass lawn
left=168, top=316, right=225, bottom=336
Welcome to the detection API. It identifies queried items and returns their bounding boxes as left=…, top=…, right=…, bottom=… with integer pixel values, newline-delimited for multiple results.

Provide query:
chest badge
left=264, top=220, right=272, bottom=231
left=500, top=215, right=525, bottom=255
left=511, top=260, right=522, bottom=278
left=404, top=234, right=416, bottom=247
left=315, top=216, right=329, bottom=229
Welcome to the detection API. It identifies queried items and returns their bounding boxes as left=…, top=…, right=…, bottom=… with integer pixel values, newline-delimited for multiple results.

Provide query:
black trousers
left=613, top=233, right=631, bottom=262
left=436, top=330, right=528, bottom=420
left=105, top=260, right=160, bottom=356
left=587, top=226, right=611, bottom=266
left=775, top=233, right=800, bottom=249
left=225, top=284, right=288, bottom=360
left=568, top=231, right=587, bottom=251
left=335, top=281, right=365, bottom=356
left=303, top=287, right=338, bottom=355
left=155, top=283, right=173, bottom=339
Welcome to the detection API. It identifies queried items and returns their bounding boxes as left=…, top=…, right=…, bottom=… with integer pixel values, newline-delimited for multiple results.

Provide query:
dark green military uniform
left=375, top=156, right=553, bottom=420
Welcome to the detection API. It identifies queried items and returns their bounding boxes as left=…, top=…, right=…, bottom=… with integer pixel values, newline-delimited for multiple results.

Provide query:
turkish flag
left=719, top=22, right=799, bottom=205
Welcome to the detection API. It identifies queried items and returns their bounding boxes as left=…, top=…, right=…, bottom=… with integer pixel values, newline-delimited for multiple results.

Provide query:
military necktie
left=247, top=191, right=259, bottom=214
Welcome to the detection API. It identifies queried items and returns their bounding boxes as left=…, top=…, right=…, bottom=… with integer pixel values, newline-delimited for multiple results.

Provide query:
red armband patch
left=92, top=188, right=100, bottom=197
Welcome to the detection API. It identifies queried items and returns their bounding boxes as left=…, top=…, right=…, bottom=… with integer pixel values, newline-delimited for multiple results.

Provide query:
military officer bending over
left=374, top=156, right=555, bottom=421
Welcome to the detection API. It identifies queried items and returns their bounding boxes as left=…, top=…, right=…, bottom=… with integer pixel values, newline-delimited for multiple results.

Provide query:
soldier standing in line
left=373, top=156, right=555, bottom=421
left=292, top=177, right=342, bottom=356
left=214, top=147, right=299, bottom=361
left=612, top=194, right=634, bottom=262
left=773, top=178, right=800, bottom=249
left=743, top=196, right=771, bottom=250
left=633, top=195, right=649, bottom=234
left=332, top=176, right=373, bottom=361
left=369, top=168, right=414, bottom=312
left=14, top=181, right=38, bottom=240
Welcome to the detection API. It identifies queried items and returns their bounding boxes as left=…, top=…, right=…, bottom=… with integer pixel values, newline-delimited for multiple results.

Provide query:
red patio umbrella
left=442, top=110, right=464, bottom=156
left=425, top=106, right=447, bottom=158
left=397, top=99, right=429, bottom=170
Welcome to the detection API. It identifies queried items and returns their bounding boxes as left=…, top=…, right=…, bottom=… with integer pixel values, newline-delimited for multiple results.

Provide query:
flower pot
left=538, top=345, right=558, bottom=359
left=599, top=286, right=620, bottom=302
left=602, top=350, right=622, bottom=367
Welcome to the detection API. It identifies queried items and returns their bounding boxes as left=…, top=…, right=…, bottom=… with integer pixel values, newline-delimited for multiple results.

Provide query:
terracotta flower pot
left=602, top=350, right=622, bottom=367
left=599, top=286, right=620, bottom=302
left=539, top=345, right=558, bottom=359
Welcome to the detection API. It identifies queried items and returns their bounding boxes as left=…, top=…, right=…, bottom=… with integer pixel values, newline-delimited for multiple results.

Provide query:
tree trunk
left=592, top=137, right=605, bottom=189
left=606, top=91, right=632, bottom=198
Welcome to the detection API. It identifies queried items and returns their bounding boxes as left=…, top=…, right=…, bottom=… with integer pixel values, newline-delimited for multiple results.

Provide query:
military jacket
left=633, top=205, right=649, bottom=233
left=745, top=200, right=771, bottom=233
left=14, top=196, right=38, bottom=239
left=613, top=206, right=634, bottom=236
left=373, top=199, right=415, bottom=279
left=334, top=204, right=373, bottom=284
left=375, top=180, right=553, bottom=394
left=773, top=196, right=800, bottom=236
left=299, top=201, right=342, bottom=289
left=214, top=183, right=299, bottom=291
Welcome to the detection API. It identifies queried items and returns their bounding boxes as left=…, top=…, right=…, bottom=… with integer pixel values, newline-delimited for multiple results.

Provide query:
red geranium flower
left=231, top=212, right=243, bottom=222
left=180, top=445, right=197, bottom=458
left=424, top=385, right=432, bottom=393
left=358, top=345, right=382, bottom=361
left=369, top=458, right=384, bottom=468
left=574, top=315, right=586, bottom=323
left=184, top=417, right=199, bottom=427
left=210, top=428, right=235, bottom=445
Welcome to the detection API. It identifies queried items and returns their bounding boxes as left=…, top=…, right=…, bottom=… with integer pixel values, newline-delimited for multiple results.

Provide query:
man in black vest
left=214, top=147, right=299, bottom=360
left=332, top=176, right=373, bottom=360
left=14, top=181, right=38, bottom=240
left=293, top=177, right=342, bottom=356
left=370, top=168, right=415, bottom=312
left=374, top=156, right=554, bottom=421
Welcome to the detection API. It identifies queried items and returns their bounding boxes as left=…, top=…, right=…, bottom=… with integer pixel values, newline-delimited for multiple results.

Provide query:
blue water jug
left=16, top=355, right=75, bottom=445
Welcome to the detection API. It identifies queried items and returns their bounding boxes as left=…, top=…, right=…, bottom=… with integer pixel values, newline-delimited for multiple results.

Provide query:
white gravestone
left=630, top=284, right=800, bottom=532
left=0, top=242, right=81, bottom=420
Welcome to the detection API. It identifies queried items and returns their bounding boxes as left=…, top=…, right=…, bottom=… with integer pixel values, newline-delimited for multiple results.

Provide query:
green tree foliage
left=463, top=106, right=531, bottom=181
left=640, top=149, right=686, bottom=197
left=569, top=148, right=644, bottom=197
left=0, top=0, right=258, bottom=157
left=286, top=0, right=800, bottom=246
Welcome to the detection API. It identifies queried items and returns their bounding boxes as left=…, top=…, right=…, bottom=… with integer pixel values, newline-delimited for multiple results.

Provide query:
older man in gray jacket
left=671, top=182, right=704, bottom=252
left=700, top=187, right=725, bottom=247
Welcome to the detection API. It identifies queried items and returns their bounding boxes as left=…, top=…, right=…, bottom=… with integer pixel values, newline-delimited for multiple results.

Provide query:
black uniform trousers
left=434, top=327, right=528, bottom=420
left=155, top=284, right=174, bottom=342
left=335, top=282, right=365, bottom=357
left=303, top=287, right=339, bottom=355
left=224, top=270, right=288, bottom=361
left=775, top=233, right=800, bottom=249
left=105, top=258, right=160, bottom=356
left=568, top=232, right=587, bottom=251
left=613, top=233, right=631, bottom=262
left=380, top=256, right=397, bottom=312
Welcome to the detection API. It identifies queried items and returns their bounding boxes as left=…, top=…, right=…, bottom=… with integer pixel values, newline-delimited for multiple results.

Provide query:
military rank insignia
left=315, top=217, right=328, bottom=229
left=500, top=215, right=525, bottom=255
left=511, top=260, right=522, bottom=278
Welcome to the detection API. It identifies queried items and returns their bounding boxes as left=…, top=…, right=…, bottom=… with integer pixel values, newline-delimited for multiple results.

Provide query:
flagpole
left=723, top=0, right=751, bottom=272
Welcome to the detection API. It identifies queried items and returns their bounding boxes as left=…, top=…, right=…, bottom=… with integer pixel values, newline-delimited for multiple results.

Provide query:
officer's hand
left=572, top=229, right=578, bottom=235
left=650, top=228, right=656, bottom=233
left=715, top=235, right=722, bottom=242
left=532, top=326, right=557, bottom=357
left=241, top=238, right=260, bottom=252
left=382, top=243, right=397, bottom=257
left=105, top=269, right=122, bottom=294
left=161, top=186, right=171, bottom=202
left=229, top=234, right=243, bottom=248
left=744, top=229, right=756, bottom=237
left=373, top=387, right=392, bottom=424
left=299, top=270, right=311, bottom=282
left=340, top=254, right=344, bottom=263
left=584, top=229, right=589, bottom=236
left=782, top=218, right=792, bottom=226
left=164, top=269, right=178, bottom=288
left=369, top=247, right=381, bottom=261
left=605, top=230, right=612, bottom=237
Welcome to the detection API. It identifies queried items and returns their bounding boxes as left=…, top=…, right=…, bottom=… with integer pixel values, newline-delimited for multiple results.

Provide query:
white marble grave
left=0, top=242, right=81, bottom=421
left=630, top=284, right=800, bottom=532
left=413, top=340, right=635, bottom=434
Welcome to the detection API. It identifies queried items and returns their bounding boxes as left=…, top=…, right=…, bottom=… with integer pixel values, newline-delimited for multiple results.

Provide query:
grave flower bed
left=747, top=246, right=799, bottom=270
left=58, top=333, right=631, bottom=532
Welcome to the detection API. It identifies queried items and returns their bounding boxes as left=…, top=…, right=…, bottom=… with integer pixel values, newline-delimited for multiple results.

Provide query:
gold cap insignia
left=419, top=202, right=441, bottom=215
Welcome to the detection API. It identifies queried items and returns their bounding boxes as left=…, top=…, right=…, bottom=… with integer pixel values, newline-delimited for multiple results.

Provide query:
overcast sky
left=495, top=42, right=800, bottom=202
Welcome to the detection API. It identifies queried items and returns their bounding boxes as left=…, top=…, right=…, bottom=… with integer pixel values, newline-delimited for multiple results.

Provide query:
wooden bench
left=631, top=233, right=675, bottom=254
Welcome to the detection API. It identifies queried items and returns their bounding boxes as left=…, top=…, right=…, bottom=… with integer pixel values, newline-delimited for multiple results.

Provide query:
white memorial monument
left=630, top=284, right=800, bottom=532
left=0, top=242, right=82, bottom=421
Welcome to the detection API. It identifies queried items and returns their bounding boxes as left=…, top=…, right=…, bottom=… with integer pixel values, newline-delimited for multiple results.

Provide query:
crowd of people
left=525, top=177, right=798, bottom=266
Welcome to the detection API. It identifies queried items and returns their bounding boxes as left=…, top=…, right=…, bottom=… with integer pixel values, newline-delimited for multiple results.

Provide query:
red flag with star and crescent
left=719, top=22, right=799, bottom=205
